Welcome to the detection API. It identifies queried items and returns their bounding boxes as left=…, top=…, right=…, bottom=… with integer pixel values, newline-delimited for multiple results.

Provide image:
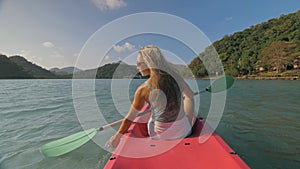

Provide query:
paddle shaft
left=193, top=88, right=208, bottom=96
left=99, top=109, right=151, bottom=131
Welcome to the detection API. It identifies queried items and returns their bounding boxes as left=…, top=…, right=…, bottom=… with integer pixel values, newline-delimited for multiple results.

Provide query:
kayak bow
left=104, top=112, right=250, bottom=169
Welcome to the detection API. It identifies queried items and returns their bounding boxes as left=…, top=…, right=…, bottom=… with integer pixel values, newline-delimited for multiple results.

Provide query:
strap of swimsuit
left=144, top=81, right=153, bottom=90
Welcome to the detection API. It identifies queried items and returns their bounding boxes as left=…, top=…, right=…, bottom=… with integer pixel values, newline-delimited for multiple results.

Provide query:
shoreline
left=0, top=75, right=299, bottom=80
left=235, top=76, right=299, bottom=80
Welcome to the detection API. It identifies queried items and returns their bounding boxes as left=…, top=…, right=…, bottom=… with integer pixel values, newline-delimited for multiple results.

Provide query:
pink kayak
left=104, top=106, right=250, bottom=169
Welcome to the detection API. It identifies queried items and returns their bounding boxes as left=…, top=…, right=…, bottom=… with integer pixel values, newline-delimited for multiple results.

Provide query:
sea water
left=0, top=79, right=299, bottom=169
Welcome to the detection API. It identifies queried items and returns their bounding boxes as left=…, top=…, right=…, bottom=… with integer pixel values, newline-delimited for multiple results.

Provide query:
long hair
left=139, top=45, right=182, bottom=112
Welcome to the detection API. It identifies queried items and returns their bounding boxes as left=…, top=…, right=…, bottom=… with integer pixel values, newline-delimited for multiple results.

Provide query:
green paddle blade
left=206, top=76, right=234, bottom=93
left=40, top=128, right=98, bottom=157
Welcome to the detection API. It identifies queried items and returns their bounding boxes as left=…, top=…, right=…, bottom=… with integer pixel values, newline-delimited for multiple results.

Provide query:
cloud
left=42, top=41, right=55, bottom=48
left=91, top=0, right=126, bottom=11
left=50, top=51, right=64, bottom=58
left=113, top=42, right=135, bottom=53
left=20, top=49, right=32, bottom=57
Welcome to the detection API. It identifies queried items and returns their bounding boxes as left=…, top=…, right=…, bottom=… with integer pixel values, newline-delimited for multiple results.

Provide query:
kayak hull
left=104, top=108, right=249, bottom=169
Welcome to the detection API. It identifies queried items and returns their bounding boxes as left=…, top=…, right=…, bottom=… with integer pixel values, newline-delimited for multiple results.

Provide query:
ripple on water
left=1, top=79, right=299, bottom=169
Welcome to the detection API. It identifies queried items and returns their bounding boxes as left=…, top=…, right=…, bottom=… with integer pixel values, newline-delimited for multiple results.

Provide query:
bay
left=0, top=79, right=299, bottom=169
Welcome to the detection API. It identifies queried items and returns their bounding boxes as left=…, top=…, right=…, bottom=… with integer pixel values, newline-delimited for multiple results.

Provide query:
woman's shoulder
left=137, top=81, right=150, bottom=92
left=135, top=82, right=150, bottom=99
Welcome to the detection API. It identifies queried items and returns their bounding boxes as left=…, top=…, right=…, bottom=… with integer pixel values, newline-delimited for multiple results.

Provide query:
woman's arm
left=108, top=86, right=146, bottom=148
left=181, top=80, right=195, bottom=125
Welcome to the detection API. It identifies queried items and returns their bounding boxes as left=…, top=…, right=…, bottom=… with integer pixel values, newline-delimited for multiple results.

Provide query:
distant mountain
left=0, top=54, right=141, bottom=79
left=97, top=62, right=138, bottom=79
left=9, top=55, right=57, bottom=78
left=73, top=62, right=140, bottom=79
left=61, top=67, right=82, bottom=73
left=50, top=67, right=82, bottom=75
left=0, top=54, right=190, bottom=79
left=0, top=54, right=32, bottom=79
left=73, top=62, right=192, bottom=79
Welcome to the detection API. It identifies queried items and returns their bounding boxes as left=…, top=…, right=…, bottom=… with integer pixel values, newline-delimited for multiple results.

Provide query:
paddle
left=40, top=76, right=234, bottom=157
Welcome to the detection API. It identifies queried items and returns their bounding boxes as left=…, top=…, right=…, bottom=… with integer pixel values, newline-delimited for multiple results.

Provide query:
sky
left=0, top=0, right=299, bottom=70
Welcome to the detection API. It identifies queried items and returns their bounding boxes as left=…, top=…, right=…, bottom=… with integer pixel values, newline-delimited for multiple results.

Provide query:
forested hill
left=1, top=55, right=57, bottom=79
left=9, top=56, right=57, bottom=78
left=0, top=55, right=32, bottom=79
left=73, top=61, right=140, bottom=79
left=0, top=55, right=141, bottom=79
left=2, top=11, right=300, bottom=79
left=0, top=52, right=189, bottom=79
left=189, top=10, right=300, bottom=77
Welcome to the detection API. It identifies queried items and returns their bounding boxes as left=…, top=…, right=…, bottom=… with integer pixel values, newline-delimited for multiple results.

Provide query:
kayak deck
left=104, top=114, right=249, bottom=169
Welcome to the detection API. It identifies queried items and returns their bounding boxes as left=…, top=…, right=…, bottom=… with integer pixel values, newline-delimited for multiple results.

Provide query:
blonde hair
left=138, top=45, right=179, bottom=78
left=139, top=45, right=183, bottom=111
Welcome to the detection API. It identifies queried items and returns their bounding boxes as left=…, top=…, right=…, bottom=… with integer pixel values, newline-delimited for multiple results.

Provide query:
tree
left=224, top=58, right=239, bottom=77
left=262, top=41, right=296, bottom=73
left=188, top=57, right=208, bottom=78
left=188, top=10, right=300, bottom=77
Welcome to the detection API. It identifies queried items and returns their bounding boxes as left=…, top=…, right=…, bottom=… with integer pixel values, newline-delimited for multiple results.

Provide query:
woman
left=108, top=45, right=195, bottom=148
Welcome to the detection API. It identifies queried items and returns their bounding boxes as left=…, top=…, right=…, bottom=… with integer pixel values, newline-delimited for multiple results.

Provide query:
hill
left=189, top=10, right=300, bottom=78
left=9, top=56, right=57, bottom=78
left=73, top=62, right=192, bottom=79
left=50, top=67, right=82, bottom=76
left=2, top=11, right=300, bottom=79
left=0, top=54, right=32, bottom=79
left=73, top=61, right=140, bottom=79
left=0, top=55, right=143, bottom=79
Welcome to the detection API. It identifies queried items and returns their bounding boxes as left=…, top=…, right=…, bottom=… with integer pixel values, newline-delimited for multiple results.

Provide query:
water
left=0, top=79, right=299, bottom=169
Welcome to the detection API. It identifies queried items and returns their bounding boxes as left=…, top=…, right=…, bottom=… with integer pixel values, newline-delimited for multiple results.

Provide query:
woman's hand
left=107, top=133, right=122, bottom=148
left=106, top=86, right=144, bottom=148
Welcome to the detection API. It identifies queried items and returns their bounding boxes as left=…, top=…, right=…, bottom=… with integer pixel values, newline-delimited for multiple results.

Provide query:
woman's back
left=145, top=74, right=185, bottom=123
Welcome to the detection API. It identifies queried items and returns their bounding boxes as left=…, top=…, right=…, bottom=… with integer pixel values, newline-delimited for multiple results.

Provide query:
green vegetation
left=0, top=55, right=32, bottom=79
left=9, top=55, right=57, bottom=78
left=189, top=10, right=300, bottom=79
left=72, top=61, right=140, bottom=79
left=1, top=11, right=300, bottom=80
left=0, top=55, right=141, bottom=79
left=261, top=41, right=296, bottom=73
left=96, top=62, right=138, bottom=78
